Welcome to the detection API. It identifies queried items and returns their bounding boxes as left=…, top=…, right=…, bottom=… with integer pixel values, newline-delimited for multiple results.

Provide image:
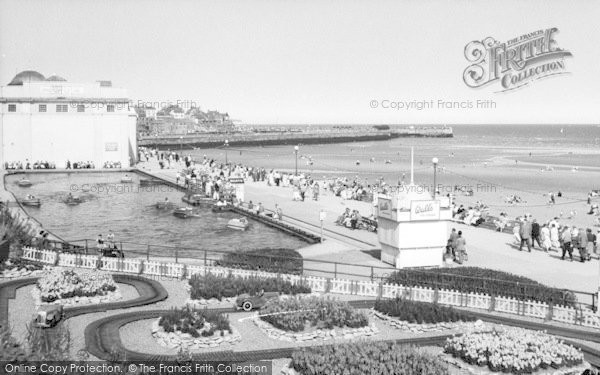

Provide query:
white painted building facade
left=0, top=71, right=137, bottom=168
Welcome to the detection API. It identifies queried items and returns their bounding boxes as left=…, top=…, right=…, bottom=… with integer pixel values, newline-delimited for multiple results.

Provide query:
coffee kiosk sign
left=410, top=200, right=440, bottom=221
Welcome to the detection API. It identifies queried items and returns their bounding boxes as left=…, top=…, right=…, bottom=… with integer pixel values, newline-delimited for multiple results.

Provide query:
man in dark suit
left=519, top=218, right=532, bottom=252
left=531, top=219, right=541, bottom=249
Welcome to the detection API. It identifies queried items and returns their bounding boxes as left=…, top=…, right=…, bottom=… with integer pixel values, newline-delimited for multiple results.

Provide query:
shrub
left=386, top=267, right=576, bottom=307
left=37, top=268, right=117, bottom=302
left=292, top=342, right=450, bottom=375
left=374, top=298, right=476, bottom=324
left=159, top=307, right=231, bottom=338
left=215, top=248, right=303, bottom=274
left=0, top=321, right=70, bottom=361
left=188, top=272, right=310, bottom=301
left=260, top=296, right=368, bottom=332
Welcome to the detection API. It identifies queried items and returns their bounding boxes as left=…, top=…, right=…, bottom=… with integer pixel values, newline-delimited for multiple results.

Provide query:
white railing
left=16, top=248, right=600, bottom=329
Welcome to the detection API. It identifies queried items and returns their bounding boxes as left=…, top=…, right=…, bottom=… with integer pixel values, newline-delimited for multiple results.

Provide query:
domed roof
left=46, top=75, right=66, bottom=82
left=8, top=70, right=46, bottom=85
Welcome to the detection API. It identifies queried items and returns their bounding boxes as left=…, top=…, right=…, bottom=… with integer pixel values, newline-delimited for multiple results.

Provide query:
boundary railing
left=19, top=247, right=600, bottom=330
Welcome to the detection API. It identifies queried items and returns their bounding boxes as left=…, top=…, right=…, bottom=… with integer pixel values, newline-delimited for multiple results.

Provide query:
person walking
left=454, top=231, right=467, bottom=264
left=531, top=219, right=541, bottom=249
left=560, top=226, right=573, bottom=261
left=578, top=227, right=588, bottom=262
left=550, top=223, right=560, bottom=250
left=448, top=228, right=458, bottom=259
left=519, top=217, right=532, bottom=252
left=541, top=223, right=551, bottom=252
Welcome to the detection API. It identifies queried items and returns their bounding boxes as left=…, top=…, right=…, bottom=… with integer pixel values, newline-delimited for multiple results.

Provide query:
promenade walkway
left=137, top=160, right=598, bottom=295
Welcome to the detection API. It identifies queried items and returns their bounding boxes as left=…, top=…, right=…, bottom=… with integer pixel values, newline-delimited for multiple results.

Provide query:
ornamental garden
left=0, top=254, right=596, bottom=374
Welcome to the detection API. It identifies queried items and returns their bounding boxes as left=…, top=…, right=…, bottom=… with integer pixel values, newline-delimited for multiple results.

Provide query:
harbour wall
left=138, top=127, right=453, bottom=149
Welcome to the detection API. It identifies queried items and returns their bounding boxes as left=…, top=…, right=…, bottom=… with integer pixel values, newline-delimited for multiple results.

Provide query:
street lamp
left=224, top=140, right=229, bottom=164
left=294, top=145, right=299, bottom=176
left=432, top=157, right=439, bottom=199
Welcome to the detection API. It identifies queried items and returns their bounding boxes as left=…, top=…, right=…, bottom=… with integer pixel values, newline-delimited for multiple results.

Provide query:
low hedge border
left=386, top=267, right=576, bottom=307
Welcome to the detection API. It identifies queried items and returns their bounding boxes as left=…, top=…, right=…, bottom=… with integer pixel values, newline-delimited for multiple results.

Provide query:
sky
left=1, top=0, right=599, bottom=125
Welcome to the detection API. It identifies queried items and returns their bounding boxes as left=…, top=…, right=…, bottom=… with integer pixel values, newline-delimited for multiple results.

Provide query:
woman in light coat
left=541, top=224, right=551, bottom=252
left=550, top=223, right=560, bottom=250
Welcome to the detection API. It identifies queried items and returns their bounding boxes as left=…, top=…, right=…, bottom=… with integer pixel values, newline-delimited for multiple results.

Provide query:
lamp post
left=294, top=145, right=299, bottom=176
left=224, top=140, right=229, bottom=164
left=432, top=157, right=439, bottom=199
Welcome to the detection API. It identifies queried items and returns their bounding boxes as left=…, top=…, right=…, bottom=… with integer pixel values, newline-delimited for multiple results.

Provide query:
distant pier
left=138, top=126, right=453, bottom=149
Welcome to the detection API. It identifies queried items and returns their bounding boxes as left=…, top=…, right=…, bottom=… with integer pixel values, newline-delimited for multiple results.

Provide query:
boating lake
left=6, top=172, right=306, bottom=257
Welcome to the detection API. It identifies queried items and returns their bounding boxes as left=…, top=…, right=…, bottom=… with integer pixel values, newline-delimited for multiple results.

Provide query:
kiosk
left=377, top=150, right=452, bottom=268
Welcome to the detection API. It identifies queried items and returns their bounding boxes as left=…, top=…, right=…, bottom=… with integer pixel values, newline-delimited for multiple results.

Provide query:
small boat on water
left=21, top=195, right=41, bottom=207
left=156, top=200, right=175, bottom=209
left=140, top=178, right=162, bottom=186
left=212, top=204, right=232, bottom=213
left=18, top=179, right=32, bottom=187
left=182, top=194, right=212, bottom=206
left=173, top=207, right=199, bottom=218
left=227, top=217, right=249, bottom=231
left=121, top=175, right=133, bottom=183
left=65, top=197, right=82, bottom=205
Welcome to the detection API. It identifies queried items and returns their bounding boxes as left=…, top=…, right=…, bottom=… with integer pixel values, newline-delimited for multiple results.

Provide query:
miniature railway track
left=0, top=274, right=168, bottom=328
left=84, top=300, right=600, bottom=368
left=2, top=278, right=599, bottom=368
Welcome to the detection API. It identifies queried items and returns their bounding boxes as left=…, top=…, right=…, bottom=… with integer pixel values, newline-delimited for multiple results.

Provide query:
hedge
left=374, top=297, right=476, bottom=324
left=261, top=296, right=368, bottom=332
left=188, top=273, right=311, bottom=301
left=386, top=267, right=576, bottom=307
left=291, top=342, right=450, bottom=375
left=159, top=307, right=231, bottom=338
left=214, top=248, right=303, bottom=274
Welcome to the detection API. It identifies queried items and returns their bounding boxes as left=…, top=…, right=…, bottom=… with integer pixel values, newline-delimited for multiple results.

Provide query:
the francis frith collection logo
left=463, top=28, right=572, bottom=92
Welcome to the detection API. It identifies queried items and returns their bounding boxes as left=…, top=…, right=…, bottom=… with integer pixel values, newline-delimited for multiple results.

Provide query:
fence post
left=334, top=263, right=337, bottom=279
left=175, top=248, right=178, bottom=264
left=85, top=239, right=88, bottom=255
left=204, top=250, right=207, bottom=267
left=146, top=244, right=150, bottom=261
left=370, top=267, right=374, bottom=282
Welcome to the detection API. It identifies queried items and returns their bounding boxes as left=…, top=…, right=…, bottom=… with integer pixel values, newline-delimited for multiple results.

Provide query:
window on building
left=39, top=104, right=47, bottom=112
left=8, top=104, right=16, bottom=112
left=77, top=104, right=85, bottom=113
left=56, top=104, right=68, bottom=113
left=107, top=105, right=115, bottom=112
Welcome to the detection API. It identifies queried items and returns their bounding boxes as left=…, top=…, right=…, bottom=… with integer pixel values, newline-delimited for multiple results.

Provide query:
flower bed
left=0, top=259, right=45, bottom=278
left=387, top=267, right=576, bottom=307
left=214, top=248, right=303, bottom=275
left=188, top=273, right=310, bottom=301
left=153, top=307, right=239, bottom=349
left=289, top=342, right=450, bottom=375
left=260, top=296, right=369, bottom=332
left=372, top=309, right=486, bottom=334
left=34, top=268, right=119, bottom=304
left=374, top=297, right=477, bottom=324
left=444, top=327, right=585, bottom=372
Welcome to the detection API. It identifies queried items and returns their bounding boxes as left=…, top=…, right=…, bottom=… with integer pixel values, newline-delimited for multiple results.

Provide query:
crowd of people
left=103, top=161, right=122, bottom=169
left=66, top=160, right=95, bottom=169
left=511, top=215, right=595, bottom=262
left=4, top=160, right=57, bottom=169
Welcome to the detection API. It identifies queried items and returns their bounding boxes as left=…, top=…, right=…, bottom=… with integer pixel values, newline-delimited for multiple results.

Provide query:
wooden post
left=175, top=248, right=178, bottom=264
left=146, top=244, right=150, bottom=261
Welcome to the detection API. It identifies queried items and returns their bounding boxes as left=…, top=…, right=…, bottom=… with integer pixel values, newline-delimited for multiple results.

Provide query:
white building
left=0, top=70, right=137, bottom=168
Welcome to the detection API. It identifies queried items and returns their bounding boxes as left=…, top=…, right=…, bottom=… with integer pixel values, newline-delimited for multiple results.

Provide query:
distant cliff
left=138, top=126, right=452, bottom=149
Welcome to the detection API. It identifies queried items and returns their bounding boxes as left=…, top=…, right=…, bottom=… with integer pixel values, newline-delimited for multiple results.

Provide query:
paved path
left=136, top=160, right=599, bottom=294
